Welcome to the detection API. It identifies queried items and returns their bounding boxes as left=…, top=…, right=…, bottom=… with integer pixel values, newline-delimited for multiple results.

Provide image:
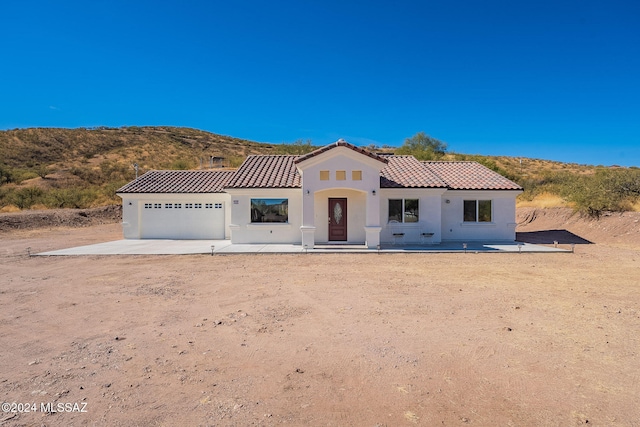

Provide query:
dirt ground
left=1, top=208, right=639, bottom=426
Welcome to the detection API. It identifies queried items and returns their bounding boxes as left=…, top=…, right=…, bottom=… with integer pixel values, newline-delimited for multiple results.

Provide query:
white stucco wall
left=440, top=190, right=520, bottom=241
left=379, top=188, right=447, bottom=244
left=118, top=193, right=231, bottom=239
left=226, top=189, right=302, bottom=244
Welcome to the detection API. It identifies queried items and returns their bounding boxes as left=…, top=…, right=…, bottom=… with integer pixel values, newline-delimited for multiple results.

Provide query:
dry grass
left=516, top=193, right=569, bottom=209
left=0, top=204, right=21, bottom=213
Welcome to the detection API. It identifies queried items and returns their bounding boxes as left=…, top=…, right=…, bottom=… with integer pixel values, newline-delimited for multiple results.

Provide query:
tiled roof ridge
left=116, top=169, right=235, bottom=193
left=422, top=161, right=523, bottom=190
left=294, top=139, right=388, bottom=165
left=225, top=155, right=302, bottom=189
left=380, top=156, right=448, bottom=188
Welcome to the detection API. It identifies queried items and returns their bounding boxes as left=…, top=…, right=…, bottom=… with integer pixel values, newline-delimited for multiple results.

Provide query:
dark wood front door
left=328, top=198, right=347, bottom=241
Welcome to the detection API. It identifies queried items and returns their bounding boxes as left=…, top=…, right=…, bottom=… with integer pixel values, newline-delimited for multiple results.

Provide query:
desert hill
left=1, top=126, right=638, bottom=214
left=0, top=127, right=290, bottom=211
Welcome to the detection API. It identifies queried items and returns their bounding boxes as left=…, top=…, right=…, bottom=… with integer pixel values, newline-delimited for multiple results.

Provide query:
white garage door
left=140, top=202, right=225, bottom=239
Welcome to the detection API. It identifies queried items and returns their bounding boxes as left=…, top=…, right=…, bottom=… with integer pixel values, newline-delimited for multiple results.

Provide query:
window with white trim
left=388, top=199, right=419, bottom=223
left=251, top=199, right=288, bottom=223
left=464, top=200, right=492, bottom=222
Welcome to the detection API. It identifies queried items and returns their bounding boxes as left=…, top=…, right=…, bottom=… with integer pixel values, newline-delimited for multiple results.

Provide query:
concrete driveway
left=36, top=240, right=570, bottom=255
left=37, top=239, right=230, bottom=255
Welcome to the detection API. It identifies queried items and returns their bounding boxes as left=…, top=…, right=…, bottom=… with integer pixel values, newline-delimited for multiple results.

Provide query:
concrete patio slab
left=36, top=239, right=571, bottom=256
left=37, top=239, right=231, bottom=255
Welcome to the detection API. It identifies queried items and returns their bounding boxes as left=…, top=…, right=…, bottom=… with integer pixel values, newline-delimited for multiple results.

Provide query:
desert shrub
left=99, top=161, right=131, bottom=182
left=227, top=156, right=245, bottom=168
left=99, top=180, right=129, bottom=204
left=43, top=187, right=100, bottom=209
left=0, top=166, right=39, bottom=185
left=5, top=187, right=45, bottom=209
left=566, top=169, right=640, bottom=217
left=0, top=165, right=14, bottom=184
left=274, top=139, right=317, bottom=155
left=170, top=159, right=193, bottom=170
left=35, top=165, right=50, bottom=179
left=70, top=166, right=104, bottom=185
left=0, top=186, right=12, bottom=207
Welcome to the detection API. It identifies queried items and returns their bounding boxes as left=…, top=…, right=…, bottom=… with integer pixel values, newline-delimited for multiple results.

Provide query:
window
left=251, top=199, right=288, bottom=223
left=144, top=203, right=152, bottom=209
left=464, top=200, right=492, bottom=222
left=154, top=203, right=162, bottom=209
left=165, top=203, right=172, bottom=209
left=336, top=170, right=346, bottom=180
left=195, top=203, right=202, bottom=208
left=175, top=203, right=182, bottom=208
left=320, top=170, right=330, bottom=181
left=214, top=203, right=222, bottom=209
left=352, top=170, right=362, bottom=180
left=185, top=203, right=193, bottom=209
left=205, top=203, right=213, bottom=209
left=388, top=199, right=419, bottom=223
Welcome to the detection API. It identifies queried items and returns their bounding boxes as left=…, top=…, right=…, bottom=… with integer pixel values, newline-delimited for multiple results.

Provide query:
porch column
left=300, top=189, right=315, bottom=248
left=364, top=191, right=381, bottom=249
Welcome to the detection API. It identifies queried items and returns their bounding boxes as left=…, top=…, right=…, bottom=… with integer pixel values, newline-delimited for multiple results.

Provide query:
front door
left=328, top=198, right=347, bottom=241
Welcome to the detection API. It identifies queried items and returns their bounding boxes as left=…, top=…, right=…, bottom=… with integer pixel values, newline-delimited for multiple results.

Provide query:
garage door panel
left=140, top=202, right=224, bottom=239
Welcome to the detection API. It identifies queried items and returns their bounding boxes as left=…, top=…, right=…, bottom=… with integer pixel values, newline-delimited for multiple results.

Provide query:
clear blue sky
left=1, top=1, right=638, bottom=166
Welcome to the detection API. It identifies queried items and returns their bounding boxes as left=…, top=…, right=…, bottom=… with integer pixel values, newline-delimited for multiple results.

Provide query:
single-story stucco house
left=116, top=139, right=523, bottom=248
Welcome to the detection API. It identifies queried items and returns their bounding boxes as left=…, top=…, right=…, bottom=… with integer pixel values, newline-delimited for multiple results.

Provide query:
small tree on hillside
left=396, top=132, right=448, bottom=160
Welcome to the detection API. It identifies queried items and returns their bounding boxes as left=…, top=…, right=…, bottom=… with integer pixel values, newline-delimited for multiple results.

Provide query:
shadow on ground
left=516, top=229, right=592, bottom=245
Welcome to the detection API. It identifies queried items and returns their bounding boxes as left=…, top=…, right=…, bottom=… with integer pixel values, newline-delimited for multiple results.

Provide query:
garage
left=117, top=170, right=234, bottom=240
left=140, top=200, right=225, bottom=239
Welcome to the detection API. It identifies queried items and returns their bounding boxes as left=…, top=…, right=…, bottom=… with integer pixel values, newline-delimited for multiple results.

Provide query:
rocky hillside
left=1, top=126, right=638, bottom=214
left=0, top=127, right=288, bottom=211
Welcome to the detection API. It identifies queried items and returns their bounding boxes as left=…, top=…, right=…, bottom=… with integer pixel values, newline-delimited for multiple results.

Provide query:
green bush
left=43, top=188, right=100, bottom=209
left=5, top=187, right=45, bottom=209
left=0, top=165, right=13, bottom=184
left=170, top=159, right=193, bottom=170
left=396, top=132, right=447, bottom=160
left=274, top=139, right=317, bottom=155
left=567, top=169, right=640, bottom=217
left=70, top=166, right=103, bottom=184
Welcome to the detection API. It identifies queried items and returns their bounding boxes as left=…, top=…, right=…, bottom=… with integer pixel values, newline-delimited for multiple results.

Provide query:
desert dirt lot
left=1, top=208, right=639, bottom=426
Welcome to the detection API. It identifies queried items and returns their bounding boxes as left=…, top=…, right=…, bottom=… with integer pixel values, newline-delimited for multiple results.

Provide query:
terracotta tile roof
left=116, top=170, right=235, bottom=193
left=381, top=156, right=448, bottom=188
left=116, top=151, right=521, bottom=193
left=225, top=155, right=302, bottom=188
left=424, top=161, right=523, bottom=190
left=295, top=139, right=388, bottom=165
